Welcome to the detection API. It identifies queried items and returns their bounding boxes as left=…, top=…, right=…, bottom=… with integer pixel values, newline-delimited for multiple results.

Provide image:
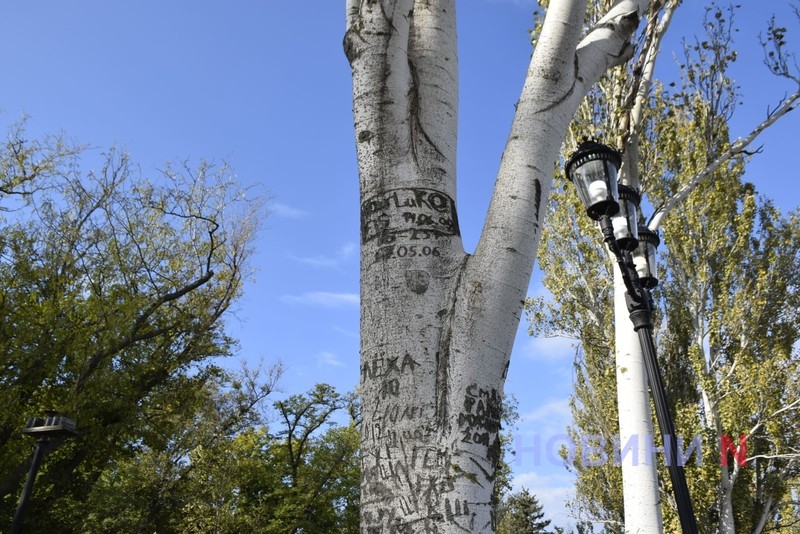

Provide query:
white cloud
left=289, top=254, right=339, bottom=268
left=514, top=397, right=573, bottom=442
left=337, top=242, right=357, bottom=257
left=280, top=291, right=359, bottom=308
left=317, top=351, right=345, bottom=368
left=522, top=397, right=571, bottom=427
left=519, top=335, right=577, bottom=363
left=290, top=242, right=357, bottom=268
left=332, top=326, right=359, bottom=339
left=271, top=202, right=308, bottom=219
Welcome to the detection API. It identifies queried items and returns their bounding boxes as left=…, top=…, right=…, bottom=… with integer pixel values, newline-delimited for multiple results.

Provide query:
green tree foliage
left=0, top=115, right=478, bottom=531
left=527, top=3, right=800, bottom=532
left=497, top=488, right=558, bottom=534
left=79, top=382, right=360, bottom=534
left=654, top=149, right=800, bottom=533
left=0, top=119, right=263, bottom=531
left=261, top=384, right=360, bottom=533
left=495, top=394, right=521, bottom=509
left=78, top=363, right=283, bottom=533
left=638, top=6, right=800, bottom=531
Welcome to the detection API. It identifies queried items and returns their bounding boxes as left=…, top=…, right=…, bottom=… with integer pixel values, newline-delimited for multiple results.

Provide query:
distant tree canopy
left=3, top=117, right=567, bottom=533
left=81, top=382, right=361, bottom=534
left=0, top=121, right=366, bottom=533
left=0, top=120, right=266, bottom=530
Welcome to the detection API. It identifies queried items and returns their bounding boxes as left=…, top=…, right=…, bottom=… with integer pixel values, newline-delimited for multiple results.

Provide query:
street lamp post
left=566, top=140, right=699, bottom=534
left=10, top=413, right=78, bottom=534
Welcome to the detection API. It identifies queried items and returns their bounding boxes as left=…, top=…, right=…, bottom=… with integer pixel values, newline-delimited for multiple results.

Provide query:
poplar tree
left=345, top=1, right=653, bottom=531
left=344, top=0, right=799, bottom=530
left=528, top=3, right=800, bottom=532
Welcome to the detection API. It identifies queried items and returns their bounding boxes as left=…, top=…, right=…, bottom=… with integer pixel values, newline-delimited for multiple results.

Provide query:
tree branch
left=620, top=0, right=678, bottom=186
left=466, top=0, right=650, bottom=375
left=72, top=269, right=215, bottom=394
left=649, top=88, right=800, bottom=230
left=407, top=0, right=458, bottom=181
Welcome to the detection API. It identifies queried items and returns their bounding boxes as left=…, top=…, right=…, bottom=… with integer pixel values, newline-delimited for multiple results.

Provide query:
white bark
left=752, top=495, right=773, bottom=534
left=691, top=287, right=748, bottom=534
left=701, top=380, right=738, bottom=534
left=346, top=1, right=650, bottom=531
left=613, top=265, right=664, bottom=533
left=610, top=4, right=678, bottom=530
left=619, top=0, right=678, bottom=183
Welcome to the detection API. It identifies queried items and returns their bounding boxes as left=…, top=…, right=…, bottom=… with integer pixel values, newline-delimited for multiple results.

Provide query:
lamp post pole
left=10, top=413, right=77, bottom=534
left=612, top=259, right=663, bottom=532
left=566, top=140, right=698, bottom=534
left=10, top=438, right=48, bottom=534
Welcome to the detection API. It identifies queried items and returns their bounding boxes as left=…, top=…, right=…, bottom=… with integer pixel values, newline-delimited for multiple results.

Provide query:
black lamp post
left=566, top=140, right=698, bottom=534
left=10, top=413, right=78, bottom=534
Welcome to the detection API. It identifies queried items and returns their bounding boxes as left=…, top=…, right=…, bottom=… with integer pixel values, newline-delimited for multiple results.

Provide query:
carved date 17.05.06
left=361, top=188, right=459, bottom=262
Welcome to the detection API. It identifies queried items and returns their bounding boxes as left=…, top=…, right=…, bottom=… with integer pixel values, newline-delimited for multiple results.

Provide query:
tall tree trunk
left=613, top=266, right=664, bottom=533
left=346, top=1, right=649, bottom=531
left=609, top=6, right=677, bottom=528
left=702, top=383, right=737, bottom=534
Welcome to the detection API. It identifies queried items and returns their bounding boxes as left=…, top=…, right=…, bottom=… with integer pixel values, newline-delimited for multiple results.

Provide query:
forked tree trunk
left=345, top=1, right=649, bottom=531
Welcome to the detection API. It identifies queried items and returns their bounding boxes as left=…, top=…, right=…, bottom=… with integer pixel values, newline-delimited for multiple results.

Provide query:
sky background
left=2, top=1, right=798, bottom=529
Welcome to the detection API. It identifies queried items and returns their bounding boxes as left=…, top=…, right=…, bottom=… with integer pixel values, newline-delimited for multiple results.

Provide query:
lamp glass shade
left=612, top=185, right=640, bottom=251
left=633, top=226, right=660, bottom=288
left=565, top=141, right=622, bottom=220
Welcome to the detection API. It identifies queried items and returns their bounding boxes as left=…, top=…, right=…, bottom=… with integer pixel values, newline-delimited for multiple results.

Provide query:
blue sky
left=2, top=1, right=798, bottom=529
